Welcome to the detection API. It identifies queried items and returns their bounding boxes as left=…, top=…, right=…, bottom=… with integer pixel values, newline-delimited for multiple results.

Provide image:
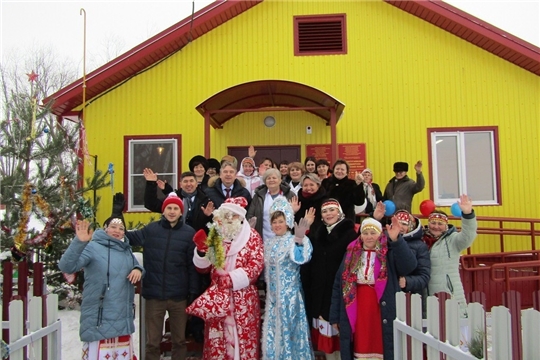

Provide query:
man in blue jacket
left=125, top=192, right=198, bottom=360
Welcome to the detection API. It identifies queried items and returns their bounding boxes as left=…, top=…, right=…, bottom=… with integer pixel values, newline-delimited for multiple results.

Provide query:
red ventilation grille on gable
left=294, top=14, right=347, bottom=56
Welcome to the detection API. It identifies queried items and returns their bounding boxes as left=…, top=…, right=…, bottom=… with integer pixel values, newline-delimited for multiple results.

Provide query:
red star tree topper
left=26, top=70, right=38, bottom=82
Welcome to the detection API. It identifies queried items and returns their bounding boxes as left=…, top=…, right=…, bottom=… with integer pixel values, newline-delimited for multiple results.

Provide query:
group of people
left=59, top=151, right=478, bottom=360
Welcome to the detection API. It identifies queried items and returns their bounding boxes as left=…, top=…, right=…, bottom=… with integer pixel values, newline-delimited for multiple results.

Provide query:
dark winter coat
left=246, top=182, right=295, bottom=239
left=125, top=217, right=199, bottom=300
left=321, top=176, right=366, bottom=221
left=401, top=218, right=431, bottom=295
left=383, top=172, right=425, bottom=212
left=58, top=230, right=143, bottom=342
left=144, top=180, right=210, bottom=231
left=329, top=236, right=417, bottom=360
left=204, top=177, right=252, bottom=209
left=294, top=187, right=327, bottom=235
left=302, top=218, right=358, bottom=321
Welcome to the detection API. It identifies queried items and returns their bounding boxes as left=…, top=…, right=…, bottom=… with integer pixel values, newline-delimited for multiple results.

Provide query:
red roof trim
left=46, top=0, right=262, bottom=116
left=385, top=0, right=539, bottom=75
left=47, top=0, right=539, bottom=117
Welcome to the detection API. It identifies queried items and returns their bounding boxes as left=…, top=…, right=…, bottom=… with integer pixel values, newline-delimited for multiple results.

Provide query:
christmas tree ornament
left=77, top=196, right=94, bottom=219
left=31, top=188, right=37, bottom=194
left=26, top=70, right=38, bottom=82
left=13, top=183, right=32, bottom=253
left=25, top=70, right=39, bottom=140
left=43, top=127, right=49, bottom=133
left=108, top=162, right=115, bottom=193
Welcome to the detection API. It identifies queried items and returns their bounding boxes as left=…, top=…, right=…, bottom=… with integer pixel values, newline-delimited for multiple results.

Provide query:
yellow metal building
left=48, top=0, right=540, bottom=253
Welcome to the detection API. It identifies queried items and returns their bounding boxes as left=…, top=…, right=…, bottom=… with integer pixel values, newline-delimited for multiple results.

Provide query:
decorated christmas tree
left=0, top=69, right=109, bottom=286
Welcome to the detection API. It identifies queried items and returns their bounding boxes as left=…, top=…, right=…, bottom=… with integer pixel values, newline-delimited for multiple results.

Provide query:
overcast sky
left=1, top=0, right=539, bottom=73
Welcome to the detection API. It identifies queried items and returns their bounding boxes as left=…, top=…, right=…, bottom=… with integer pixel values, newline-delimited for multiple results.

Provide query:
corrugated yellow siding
left=84, top=0, right=539, bottom=253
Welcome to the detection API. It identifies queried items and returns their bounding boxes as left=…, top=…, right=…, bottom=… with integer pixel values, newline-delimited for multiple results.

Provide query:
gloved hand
left=212, top=270, right=233, bottom=289
left=293, top=217, right=310, bottom=243
left=112, top=192, right=125, bottom=217
left=193, top=229, right=208, bottom=253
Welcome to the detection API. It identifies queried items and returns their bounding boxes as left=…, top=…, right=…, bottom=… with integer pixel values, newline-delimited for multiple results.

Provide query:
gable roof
left=46, top=0, right=539, bottom=117
left=45, top=0, right=262, bottom=116
left=386, top=0, right=539, bottom=75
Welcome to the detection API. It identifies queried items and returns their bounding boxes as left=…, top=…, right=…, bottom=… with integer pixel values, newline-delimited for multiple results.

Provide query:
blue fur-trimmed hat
left=269, top=196, right=295, bottom=228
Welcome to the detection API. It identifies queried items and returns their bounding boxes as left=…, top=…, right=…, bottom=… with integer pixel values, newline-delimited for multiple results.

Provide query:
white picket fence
left=1, top=294, right=61, bottom=360
left=394, top=292, right=540, bottom=359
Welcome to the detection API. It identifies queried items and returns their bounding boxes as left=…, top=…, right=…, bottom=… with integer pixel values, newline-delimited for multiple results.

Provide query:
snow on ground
left=59, top=296, right=141, bottom=360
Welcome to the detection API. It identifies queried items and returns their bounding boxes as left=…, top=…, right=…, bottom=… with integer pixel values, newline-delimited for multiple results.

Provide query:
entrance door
left=228, top=145, right=301, bottom=170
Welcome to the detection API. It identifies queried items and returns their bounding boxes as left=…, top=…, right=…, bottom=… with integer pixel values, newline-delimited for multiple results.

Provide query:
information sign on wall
left=306, top=143, right=367, bottom=177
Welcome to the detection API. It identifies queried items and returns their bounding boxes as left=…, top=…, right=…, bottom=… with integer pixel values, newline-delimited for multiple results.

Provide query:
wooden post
left=502, top=290, right=522, bottom=360
left=2, top=261, right=13, bottom=344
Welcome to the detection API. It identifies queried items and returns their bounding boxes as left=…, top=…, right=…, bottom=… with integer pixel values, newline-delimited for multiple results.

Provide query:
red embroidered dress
left=341, top=237, right=388, bottom=359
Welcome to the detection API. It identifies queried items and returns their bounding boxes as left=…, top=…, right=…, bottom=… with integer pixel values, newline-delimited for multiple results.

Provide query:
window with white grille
left=124, top=135, right=180, bottom=211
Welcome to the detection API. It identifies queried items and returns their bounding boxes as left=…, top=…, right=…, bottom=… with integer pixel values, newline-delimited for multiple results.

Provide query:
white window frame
left=430, top=129, right=499, bottom=206
left=127, top=137, right=179, bottom=212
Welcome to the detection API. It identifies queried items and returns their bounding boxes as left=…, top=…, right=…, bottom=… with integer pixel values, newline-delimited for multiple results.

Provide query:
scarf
left=422, top=230, right=444, bottom=250
left=363, top=182, right=377, bottom=208
left=301, top=190, right=316, bottom=198
left=342, top=235, right=388, bottom=308
left=325, top=217, right=345, bottom=234
left=181, top=189, right=197, bottom=220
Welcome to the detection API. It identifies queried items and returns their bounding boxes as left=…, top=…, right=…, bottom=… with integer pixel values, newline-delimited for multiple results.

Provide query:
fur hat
left=189, top=155, right=208, bottom=172
left=220, top=197, right=248, bottom=219
left=162, top=193, right=184, bottom=213
left=360, top=217, right=382, bottom=234
left=207, top=158, right=221, bottom=173
left=270, top=196, right=295, bottom=228
left=393, top=162, right=409, bottom=172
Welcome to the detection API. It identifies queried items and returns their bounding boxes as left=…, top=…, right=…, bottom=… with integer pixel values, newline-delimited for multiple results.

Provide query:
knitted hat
left=361, top=168, right=372, bottom=175
left=189, top=155, right=208, bottom=172
left=360, top=217, right=382, bottom=234
left=162, top=193, right=184, bottom=213
left=393, top=162, right=408, bottom=172
left=270, top=196, right=294, bottom=228
left=220, top=197, right=248, bottom=219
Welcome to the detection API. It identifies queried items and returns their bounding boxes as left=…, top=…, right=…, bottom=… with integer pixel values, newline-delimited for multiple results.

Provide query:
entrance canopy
left=196, top=80, right=345, bottom=129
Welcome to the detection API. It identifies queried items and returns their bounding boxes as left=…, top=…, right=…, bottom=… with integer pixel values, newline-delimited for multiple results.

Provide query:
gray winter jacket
left=59, top=229, right=143, bottom=342
left=424, top=211, right=477, bottom=317
left=246, top=183, right=295, bottom=240
left=383, top=172, right=425, bottom=212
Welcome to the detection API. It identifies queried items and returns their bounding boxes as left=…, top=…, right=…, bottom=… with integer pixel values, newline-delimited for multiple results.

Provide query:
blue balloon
left=451, top=202, right=462, bottom=217
left=383, top=200, right=396, bottom=216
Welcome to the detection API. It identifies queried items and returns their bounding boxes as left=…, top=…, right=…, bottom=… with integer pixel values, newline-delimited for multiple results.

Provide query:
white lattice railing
left=1, top=294, right=61, bottom=360
left=394, top=292, right=540, bottom=360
